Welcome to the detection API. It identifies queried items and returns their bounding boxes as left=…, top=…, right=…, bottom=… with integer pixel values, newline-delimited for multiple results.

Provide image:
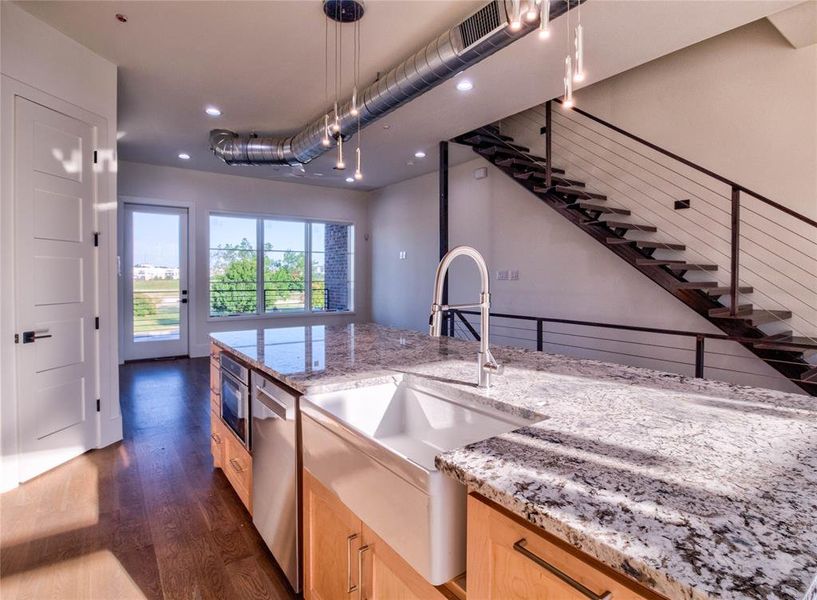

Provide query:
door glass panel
left=131, top=211, right=181, bottom=341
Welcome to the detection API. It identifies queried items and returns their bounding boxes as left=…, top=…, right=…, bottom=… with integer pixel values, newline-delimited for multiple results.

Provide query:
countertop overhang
left=211, top=323, right=817, bottom=600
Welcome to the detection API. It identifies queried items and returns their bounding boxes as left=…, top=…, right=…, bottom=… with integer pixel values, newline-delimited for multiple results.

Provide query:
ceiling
left=18, top=0, right=798, bottom=191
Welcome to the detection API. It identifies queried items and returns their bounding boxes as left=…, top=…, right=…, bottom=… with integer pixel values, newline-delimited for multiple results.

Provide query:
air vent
left=458, top=1, right=505, bottom=52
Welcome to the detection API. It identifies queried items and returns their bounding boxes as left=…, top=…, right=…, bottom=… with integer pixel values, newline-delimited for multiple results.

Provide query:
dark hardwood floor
left=1, top=357, right=295, bottom=600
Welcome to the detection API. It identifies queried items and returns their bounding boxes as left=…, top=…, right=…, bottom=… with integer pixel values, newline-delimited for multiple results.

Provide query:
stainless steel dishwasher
left=251, top=370, right=300, bottom=593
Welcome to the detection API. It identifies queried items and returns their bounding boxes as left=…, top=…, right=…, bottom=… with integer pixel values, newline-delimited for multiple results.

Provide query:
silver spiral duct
left=210, top=0, right=577, bottom=166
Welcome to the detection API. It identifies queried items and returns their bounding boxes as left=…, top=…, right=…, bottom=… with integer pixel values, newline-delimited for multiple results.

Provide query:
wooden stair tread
left=606, top=238, right=686, bottom=251
left=704, top=285, right=753, bottom=296
left=712, top=309, right=792, bottom=326
left=667, top=263, right=718, bottom=272
left=636, top=259, right=687, bottom=266
left=477, top=144, right=534, bottom=157
left=753, top=333, right=817, bottom=351
left=496, top=158, right=566, bottom=175
left=552, top=186, right=607, bottom=200
left=709, top=304, right=754, bottom=317
left=570, top=203, right=630, bottom=215
left=513, top=171, right=582, bottom=186
left=587, top=220, right=658, bottom=232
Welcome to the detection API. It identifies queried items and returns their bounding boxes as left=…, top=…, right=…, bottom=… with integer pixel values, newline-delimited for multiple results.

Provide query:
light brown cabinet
left=467, top=494, right=662, bottom=600
left=304, top=469, right=454, bottom=600
left=209, top=342, right=221, bottom=415
left=209, top=343, right=252, bottom=514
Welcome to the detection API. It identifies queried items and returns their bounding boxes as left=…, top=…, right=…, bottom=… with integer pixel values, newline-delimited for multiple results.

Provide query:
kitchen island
left=211, top=322, right=817, bottom=600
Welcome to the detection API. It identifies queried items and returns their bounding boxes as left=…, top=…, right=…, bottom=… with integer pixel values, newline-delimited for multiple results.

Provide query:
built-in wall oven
left=220, top=353, right=251, bottom=450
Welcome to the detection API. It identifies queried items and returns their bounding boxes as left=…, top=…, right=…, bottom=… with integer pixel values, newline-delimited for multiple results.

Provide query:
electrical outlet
left=399, top=251, right=407, bottom=260
left=510, top=270, right=519, bottom=281
left=496, top=270, right=509, bottom=280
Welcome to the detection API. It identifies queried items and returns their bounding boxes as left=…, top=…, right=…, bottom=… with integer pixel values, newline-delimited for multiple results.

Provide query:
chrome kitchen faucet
left=429, top=246, right=502, bottom=388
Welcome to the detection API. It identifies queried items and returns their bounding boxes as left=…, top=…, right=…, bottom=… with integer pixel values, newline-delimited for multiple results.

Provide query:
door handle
left=357, top=545, right=370, bottom=600
left=21, top=330, right=52, bottom=344
left=513, top=539, right=612, bottom=600
left=346, top=533, right=359, bottom=593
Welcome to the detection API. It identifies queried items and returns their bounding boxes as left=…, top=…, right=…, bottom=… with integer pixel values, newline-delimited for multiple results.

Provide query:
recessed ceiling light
left=345, top=176, right=355, bottom=183
left=382, top=124, right=391, bottom=130
left=205, top=106, right=222, bottom=117
left=314, top=172, right=324, bottom=177
left=456, top=79, right=474, bottom=92
left=178, top=153, right=191, bottom=160
left=414, top=151, right=426, bottom=159
left=407, top=160, right=415, bottom=166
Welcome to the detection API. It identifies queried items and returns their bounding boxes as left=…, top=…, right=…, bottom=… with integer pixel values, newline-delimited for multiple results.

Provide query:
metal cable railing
left=488, top=102, right=816, bottom=340
left=451, top=310, right=817, bottom=391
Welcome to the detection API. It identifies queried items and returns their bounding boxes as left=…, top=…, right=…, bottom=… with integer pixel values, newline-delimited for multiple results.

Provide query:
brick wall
left=324, top=224, right=351, bottom=311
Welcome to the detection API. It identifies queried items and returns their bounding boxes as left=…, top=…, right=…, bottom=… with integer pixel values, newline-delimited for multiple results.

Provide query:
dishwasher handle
left=255, top=385, right=291, bottom=420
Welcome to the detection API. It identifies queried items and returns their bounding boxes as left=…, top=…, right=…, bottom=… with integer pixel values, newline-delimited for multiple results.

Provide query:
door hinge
left=93, top=150, right=98, bottom=164
left=93, top=232, right=99, bottom=247
left=14, top=333, right=19, bottom=344
left=96, top=399, right=101, bottom=412
left=95, top=317, right=100, bottom=330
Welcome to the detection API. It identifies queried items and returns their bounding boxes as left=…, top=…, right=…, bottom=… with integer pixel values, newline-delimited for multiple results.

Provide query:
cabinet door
left=209, top=411, right=224, bottom=469
left=468, top=495, right=656, bottom=600
left=360, top=524, right=451, bottom=600
left=304, top=470, right=362, bottom=600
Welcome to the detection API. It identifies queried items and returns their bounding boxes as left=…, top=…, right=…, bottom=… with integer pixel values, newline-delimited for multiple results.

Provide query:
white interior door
left=14, top=97, right=98, bottom=482
left=123, top=204, right=189, bottom=360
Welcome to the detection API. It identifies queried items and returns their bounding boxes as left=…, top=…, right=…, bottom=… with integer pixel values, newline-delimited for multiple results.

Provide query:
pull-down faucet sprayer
left=429, top=246, right=501, bottom=388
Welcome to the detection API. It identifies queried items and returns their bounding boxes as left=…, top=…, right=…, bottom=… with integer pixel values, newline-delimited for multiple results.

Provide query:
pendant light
left=509, top=0, right=522, bottom=31
left=538, top=0, right=550, bottom=39
left=321, top=16, right=331, bottom=146
left=525, top=0, right=538, bottom=22
left=353, top=18, right=363, bottom=180
left=562, top=0, right=574, bottom=108
left=573, top=0, right=585, bottom=82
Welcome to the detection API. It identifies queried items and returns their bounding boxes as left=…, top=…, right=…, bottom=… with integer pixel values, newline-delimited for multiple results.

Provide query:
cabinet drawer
left=210, top=390, right=220, bottom=414
left=210, top=411, right=225, bottom=469
left=467, top=494, right=659, bottom=600
left=210, top=342, right=222, bottom=365
left=224, top=432, right=252, bottom=513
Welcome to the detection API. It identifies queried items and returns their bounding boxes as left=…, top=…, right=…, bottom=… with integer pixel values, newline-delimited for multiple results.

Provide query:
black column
left=439, top=141, right=450, bottom=336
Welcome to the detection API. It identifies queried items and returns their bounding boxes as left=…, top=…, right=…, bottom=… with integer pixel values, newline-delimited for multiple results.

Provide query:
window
left=209, top=214, right=353, bottom=317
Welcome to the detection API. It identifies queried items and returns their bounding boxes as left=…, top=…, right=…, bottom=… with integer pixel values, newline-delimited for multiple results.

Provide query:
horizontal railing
left=450, top=309, right=817, bottom=388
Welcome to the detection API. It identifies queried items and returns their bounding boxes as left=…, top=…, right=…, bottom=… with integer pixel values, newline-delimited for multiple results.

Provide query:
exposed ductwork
left=210, top=0, right=578, bottom=166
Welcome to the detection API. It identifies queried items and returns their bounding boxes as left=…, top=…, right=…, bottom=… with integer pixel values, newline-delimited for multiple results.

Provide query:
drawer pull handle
left=210, top=432, right=221, bottom=444
left=357, top=545, right=370, bottom=600
left=346, top=533, right=359, bottom=593
left=513, top=539, right=612, bottom=600
left=229, top=458, right=244, bottom=473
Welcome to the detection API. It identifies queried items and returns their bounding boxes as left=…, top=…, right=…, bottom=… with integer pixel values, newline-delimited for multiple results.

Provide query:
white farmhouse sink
left=301, top=378, right=534, bottom=585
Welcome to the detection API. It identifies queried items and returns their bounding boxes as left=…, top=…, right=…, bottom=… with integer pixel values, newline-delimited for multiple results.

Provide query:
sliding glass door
left=123, top=204, right=189, bottom=360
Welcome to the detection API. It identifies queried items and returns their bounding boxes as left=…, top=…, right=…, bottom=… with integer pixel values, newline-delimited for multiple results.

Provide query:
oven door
left=221, top=369, right=250, bottom=449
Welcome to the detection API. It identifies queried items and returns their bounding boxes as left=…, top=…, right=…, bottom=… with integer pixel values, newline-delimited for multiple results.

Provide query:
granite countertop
left=211, top=323, right=817, bottom=600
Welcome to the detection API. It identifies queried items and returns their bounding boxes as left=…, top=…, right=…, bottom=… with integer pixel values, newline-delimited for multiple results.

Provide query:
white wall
left=572, top=17, right=817, bottom=220
left=118, top=161, right=371, bottom=358
left=1, top=1, right=121, bottom=491
left=369, top=155, right=803, bottom=394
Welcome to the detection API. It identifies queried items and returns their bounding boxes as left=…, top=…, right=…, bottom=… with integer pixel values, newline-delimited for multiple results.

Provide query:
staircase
left=453, top=103, right=817, bottom=395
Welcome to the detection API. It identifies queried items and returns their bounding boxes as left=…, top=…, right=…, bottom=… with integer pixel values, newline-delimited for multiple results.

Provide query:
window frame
left=207, top=210, right=355, bottom=321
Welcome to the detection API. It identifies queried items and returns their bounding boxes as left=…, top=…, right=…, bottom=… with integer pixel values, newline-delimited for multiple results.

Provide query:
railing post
left=730, top=186, right=741, bottom=316
left=545, top=100, right=552, bottom=188
left=536, top=319, right=543, bottom=352
left=695, top=335, right=705, bottom=378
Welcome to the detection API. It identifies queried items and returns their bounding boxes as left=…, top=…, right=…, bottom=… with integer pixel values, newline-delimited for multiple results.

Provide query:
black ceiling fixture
left=323, top=0, right=365, bottom=23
